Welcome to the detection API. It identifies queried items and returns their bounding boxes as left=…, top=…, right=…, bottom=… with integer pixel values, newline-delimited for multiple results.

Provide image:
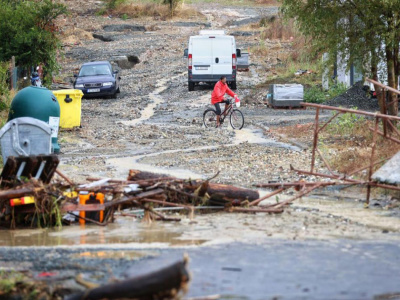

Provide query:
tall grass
left=100, top=0, right=202, bottom=19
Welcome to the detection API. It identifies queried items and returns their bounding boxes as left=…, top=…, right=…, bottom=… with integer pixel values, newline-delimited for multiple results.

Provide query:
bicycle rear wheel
left=203, top=108, right=218, bottom=128
left=230, top=109, right=244, bottom=129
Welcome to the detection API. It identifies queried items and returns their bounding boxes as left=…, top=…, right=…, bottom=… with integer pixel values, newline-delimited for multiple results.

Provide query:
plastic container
left=0, top=117, right=52, bottom=163
left=79, top=192, right=104, bottom=225
left=10, top=196, right=35, bottom=206
left=52, top=89, right=83, bottom=128
left=8, top=86, right=60, bottom=153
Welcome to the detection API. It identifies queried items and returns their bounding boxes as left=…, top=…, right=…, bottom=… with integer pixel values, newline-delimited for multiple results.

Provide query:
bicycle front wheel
left=230, top=109, right=244, bottom=129
left=203, top=108, right=218, bottom=128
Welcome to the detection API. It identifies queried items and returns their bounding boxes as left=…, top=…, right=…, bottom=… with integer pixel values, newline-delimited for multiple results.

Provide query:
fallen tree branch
left=65, top=257, right=190, bottom=300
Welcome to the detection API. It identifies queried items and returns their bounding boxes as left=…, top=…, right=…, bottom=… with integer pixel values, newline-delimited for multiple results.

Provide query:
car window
left=79, top=64, right=111, bottom=76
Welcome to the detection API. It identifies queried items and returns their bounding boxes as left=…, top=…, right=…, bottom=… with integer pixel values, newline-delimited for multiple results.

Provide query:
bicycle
left=203, top=98, right=244, bottom=129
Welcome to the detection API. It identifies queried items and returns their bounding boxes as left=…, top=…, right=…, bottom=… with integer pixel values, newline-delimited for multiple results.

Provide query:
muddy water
left=0, top=217, right=207, bottom=247
left=2, top=194, right=400, bottom=248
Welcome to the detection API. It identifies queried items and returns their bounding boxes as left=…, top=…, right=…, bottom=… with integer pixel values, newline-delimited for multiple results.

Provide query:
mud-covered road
left=1, top=2, right=400, bottom=299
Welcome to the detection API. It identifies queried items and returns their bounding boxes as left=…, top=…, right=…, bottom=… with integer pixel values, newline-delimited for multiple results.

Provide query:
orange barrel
left=79, top=192, right=104, bottom=225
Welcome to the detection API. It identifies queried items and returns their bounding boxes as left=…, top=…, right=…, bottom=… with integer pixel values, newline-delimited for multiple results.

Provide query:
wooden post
left=10, top=56, right=16, bottom=90
left=366, top=118, right=379, bottom=205
left=310, top=108, right=320, bottom=172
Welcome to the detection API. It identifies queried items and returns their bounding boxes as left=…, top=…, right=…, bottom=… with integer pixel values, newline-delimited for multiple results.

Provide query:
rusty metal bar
left=274, top=183, right=324, bottom=209
left=369, top=127, right=400, bottom=144
left=249, top=188, right=285, bottom=207
left=255, top=181, right=359, bottom=188
left=347, top=157, right=390, bottom=176
left=310, top=108, right=320, bottom=172
left=370, top=182, right=400, bottom=191
left=55, top=169, right=75, bottom=185
left=290, top=165, right=362, bottom=183
left=231, top=207, right=284, bottom=214
left=316, top=148, right=335, bottom=176
left=386, top=119, right=400, bottom=138
left=366, top=118, right=379, bottom=205
left=317, top=111, right=341, bottom=134
left=366, top=78, right=400, bottom=95
left=301, top=102, right=400, bottom=121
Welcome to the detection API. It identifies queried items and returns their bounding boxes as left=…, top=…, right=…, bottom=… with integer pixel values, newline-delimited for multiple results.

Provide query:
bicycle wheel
left=203, top=108, right=218, bottom=128
left=230, top=109, right=244, bottom=129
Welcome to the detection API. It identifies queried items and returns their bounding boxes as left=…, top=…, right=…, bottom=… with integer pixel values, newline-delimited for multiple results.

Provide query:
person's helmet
left=32, top=71, right=39, bottom=77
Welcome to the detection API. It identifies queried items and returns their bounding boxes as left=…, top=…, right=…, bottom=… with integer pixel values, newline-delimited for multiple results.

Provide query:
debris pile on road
left=326, top=81, right=380, bottom=111
left=0, top=159, right=288, bottom=228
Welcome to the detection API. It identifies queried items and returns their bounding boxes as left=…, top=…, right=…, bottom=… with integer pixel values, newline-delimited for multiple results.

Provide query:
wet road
left=1, top=240, right=400, bottom=299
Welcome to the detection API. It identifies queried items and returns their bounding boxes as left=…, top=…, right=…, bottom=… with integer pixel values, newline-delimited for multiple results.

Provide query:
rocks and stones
left=103, top=24, right=146, bottom=32
left=112, top=55, right=140, bottom=69
left=172, top=21, right=211, bottom=27
left=92, top=33, right=114, bottom=42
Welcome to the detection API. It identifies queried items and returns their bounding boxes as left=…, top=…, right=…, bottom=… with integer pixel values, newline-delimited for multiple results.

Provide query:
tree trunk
left=386, top=48, right=399, bottom=117
left=127, top=170, right=260, bottom=201
left=65, top=259, right=189, bottom=300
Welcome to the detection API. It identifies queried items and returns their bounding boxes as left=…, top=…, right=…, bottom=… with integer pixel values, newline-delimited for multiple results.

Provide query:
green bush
left=0, top=0, right=67, bottom=87
left=327, top=83, right=348, bottom=99
left=327, top=107, right=366, bottom=135
left=304, top=85, right=325, bottom=103
left=0, top=62, right=11, bottom=112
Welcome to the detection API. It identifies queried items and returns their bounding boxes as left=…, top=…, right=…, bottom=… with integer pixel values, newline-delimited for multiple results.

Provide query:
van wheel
left=188, top=82, right=195, bottom=91
left=230, top=82, right=237, bottom=90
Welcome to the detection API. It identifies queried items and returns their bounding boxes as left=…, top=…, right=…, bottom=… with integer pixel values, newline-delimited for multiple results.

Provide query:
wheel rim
left=203, top=110, right=217, bottom=128
left=230, top=109, right=244, bottom=129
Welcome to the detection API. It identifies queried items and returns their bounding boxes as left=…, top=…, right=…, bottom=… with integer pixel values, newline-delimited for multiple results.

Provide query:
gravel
left=326, top=81, right=380, bottom=111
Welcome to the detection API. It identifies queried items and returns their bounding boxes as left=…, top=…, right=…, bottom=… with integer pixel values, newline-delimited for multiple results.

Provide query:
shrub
left=304, top=85, right=325, bottom=103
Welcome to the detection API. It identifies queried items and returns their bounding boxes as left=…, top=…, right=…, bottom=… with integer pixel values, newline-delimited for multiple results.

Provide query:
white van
left=184, top=30, right=241, bottom=91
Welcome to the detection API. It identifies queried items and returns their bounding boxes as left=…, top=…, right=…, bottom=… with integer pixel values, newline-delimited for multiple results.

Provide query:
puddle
left=233, top=126, right=301, bottom=151
left=0, top=218, right=207, bottom=247
left=71, top=250, right=156, bottom=259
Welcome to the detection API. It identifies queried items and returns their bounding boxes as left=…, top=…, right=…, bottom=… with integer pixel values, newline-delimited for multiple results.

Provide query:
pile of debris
left=0, top=155, right=287, bottom=229
left=326, top=81, right=380, bottom=111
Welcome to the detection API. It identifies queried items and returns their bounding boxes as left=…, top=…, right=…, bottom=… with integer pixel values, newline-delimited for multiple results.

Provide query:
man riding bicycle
left=211, top=76, right=240, bottom=127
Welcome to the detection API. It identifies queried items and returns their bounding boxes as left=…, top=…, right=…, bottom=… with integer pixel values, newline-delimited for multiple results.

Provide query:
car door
left=191, top=38, right=213, bottom=77
left=212, top=37, right=233, bottom=78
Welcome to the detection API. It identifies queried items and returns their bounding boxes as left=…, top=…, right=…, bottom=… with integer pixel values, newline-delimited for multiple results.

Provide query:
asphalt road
left=1, top=240, right=400, bottom=299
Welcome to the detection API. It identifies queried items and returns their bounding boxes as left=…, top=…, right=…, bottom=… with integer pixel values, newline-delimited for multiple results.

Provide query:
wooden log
left=127, top=169, right=170, bottom=181
left=127, top=170, right=259, bottom=201
left=65, top=258, right=189, bottom=300
left=0, top=187, right=43, bottom=200
left=186, top=183, right=259, bottom=201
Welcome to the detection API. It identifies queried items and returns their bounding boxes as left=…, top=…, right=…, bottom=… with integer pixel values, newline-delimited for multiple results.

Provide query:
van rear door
left=192, top=38, right=212, bottom=76
left=212, top=36, right=233, bottom=77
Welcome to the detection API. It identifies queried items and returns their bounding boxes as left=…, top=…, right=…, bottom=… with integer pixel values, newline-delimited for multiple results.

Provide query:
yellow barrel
left=52, top=89, right=83, bottom=128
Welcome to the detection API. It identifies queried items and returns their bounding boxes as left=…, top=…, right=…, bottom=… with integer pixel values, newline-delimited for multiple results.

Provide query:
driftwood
left=128, top=170, right=259, bottom=201
left=65, top=258, right=190, bottom=300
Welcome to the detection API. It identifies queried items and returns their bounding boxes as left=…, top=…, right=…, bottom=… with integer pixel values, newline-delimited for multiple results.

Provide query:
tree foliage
left=280, top=0, right=400, bottom=116
left=0, top=0, right=67, bottom=85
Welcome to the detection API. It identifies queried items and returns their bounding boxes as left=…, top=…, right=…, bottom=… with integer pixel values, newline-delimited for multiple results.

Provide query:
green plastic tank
left=8, top=86, right=61, bottom=153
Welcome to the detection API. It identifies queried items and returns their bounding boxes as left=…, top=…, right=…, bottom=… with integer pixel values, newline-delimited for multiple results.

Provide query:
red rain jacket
left=211, top=80, right=236, bottom=104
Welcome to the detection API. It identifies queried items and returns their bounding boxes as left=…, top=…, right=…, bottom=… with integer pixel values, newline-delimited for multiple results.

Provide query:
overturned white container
left=0, top=117, right=52, bottom=163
